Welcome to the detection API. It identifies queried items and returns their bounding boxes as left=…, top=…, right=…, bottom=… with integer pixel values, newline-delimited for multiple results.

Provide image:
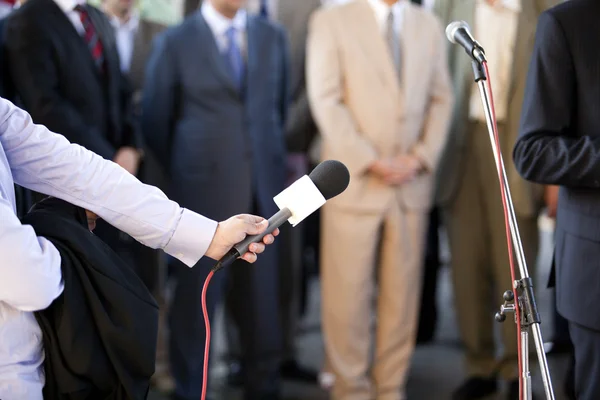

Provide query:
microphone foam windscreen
left=308, top=160, right=350, bottom=200
left=445, top=20, right=469, bottom=44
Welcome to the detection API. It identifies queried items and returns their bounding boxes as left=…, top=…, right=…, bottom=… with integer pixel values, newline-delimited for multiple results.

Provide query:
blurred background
left=1, top=0, right=573, bottom=399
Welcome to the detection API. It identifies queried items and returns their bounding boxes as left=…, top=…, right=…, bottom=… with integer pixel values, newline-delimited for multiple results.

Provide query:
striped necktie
left=74, top=5, right=105, bottom=73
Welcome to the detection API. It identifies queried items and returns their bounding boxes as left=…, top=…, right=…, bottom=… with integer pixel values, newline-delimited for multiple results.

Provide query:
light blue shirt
left=0, top=98, right=218, bottom=399
left=201, top=0, right=247, bottom=54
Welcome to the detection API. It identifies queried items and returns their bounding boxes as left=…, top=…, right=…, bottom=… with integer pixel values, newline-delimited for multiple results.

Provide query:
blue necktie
left=259, top=0, right=268, bottom=18
left=225, top=26, right=243, bottom=90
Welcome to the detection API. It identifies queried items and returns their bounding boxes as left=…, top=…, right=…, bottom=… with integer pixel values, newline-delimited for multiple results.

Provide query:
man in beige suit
left=307, top=1, right=453, bottom=398
left=433, top=0, right=559, bottom=399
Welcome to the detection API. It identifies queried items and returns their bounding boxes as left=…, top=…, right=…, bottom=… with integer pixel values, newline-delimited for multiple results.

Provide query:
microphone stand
left=470, top=61, right=555, bottom=400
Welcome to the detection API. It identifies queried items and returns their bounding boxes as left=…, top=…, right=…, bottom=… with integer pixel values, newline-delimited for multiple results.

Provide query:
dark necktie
left=259, top=0, right=268, bottom=18
left=74, top=5, right=105, bottom=73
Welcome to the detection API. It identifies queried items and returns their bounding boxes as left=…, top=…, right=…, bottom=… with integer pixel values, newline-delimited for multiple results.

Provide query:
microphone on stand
left=212, top=159, right=350, bottom=271
left=445, top=21, right=486, bottom=64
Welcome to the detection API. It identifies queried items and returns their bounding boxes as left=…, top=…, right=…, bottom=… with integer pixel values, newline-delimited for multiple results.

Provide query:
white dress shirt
left=469, top=0, right=520, bottom=122
left=0, top=98, right=217, bottom=399
left=109, top=13, right=140, bottom=73
left=54, top=0, right=86, bottom=34
left=201, top=0, right=247, bottom=55
left=367, top=0, right=406, bottom=36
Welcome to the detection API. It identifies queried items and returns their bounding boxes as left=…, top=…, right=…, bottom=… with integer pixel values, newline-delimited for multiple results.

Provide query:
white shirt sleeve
left=1, top=98, right=218, bottom=269
left=0, top=195, right=64, bottom=311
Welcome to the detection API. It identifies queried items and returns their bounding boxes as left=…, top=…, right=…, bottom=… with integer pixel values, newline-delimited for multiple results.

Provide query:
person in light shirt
left=0, top=98, right=278, bottom=399
left=433, top=0, right=559, bottom=398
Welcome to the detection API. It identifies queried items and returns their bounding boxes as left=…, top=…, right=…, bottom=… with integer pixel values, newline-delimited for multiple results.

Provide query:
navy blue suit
left=143, top=11, right=289, bottom=400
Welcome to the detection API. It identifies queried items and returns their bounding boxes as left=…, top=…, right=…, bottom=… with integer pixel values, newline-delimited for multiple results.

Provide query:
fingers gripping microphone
left=446, top=21, right=486, bottom=64
left=213, top=160, right=350, bottom=271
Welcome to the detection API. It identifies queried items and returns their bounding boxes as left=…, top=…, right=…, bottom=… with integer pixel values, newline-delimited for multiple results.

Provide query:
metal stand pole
left=470, top=61, right=555, bottom=400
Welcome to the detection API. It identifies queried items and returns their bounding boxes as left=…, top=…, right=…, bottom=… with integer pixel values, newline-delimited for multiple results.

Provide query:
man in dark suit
left=4, top=0, right=144, bottom=263
left=142, top=0, right=289, bottom=398
left=513, top=1, right=600, bottom=398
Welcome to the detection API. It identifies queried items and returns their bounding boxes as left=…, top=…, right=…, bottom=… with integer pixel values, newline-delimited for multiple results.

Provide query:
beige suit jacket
left=307, top=0, right=454, bottom=212
left=433, top=0, right=561, bottom=217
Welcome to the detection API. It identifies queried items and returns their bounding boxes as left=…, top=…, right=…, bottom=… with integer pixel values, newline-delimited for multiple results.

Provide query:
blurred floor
left=150, top=217, right=570, bottom=399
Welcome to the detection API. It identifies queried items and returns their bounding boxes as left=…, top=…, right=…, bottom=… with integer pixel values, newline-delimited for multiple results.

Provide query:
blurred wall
left=87, top=0, right=185, bottom=25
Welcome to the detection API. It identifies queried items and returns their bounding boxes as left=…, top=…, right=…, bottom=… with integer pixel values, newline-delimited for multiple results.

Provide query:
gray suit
left=433, top=0, right=557, bottom=382
left=142, top=10, right=289, bottom=400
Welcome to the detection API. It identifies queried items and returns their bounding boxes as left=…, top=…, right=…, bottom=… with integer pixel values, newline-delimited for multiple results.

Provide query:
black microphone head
left=308, top=160, right=350, bottom=200
left=445, top=20, right=470, bottom=44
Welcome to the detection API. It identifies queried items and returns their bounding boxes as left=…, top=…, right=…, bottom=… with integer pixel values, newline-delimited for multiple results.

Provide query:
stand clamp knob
left=496, top=290, right=516, bottom=323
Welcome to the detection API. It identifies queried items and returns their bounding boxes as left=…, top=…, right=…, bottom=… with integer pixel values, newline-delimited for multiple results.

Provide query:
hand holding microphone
left=204, top=215, right=279, bottom=264
left=212, top=159, right=350, bottom=271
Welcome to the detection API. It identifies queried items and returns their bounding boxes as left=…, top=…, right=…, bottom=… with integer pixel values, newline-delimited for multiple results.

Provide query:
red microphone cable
left=200, top=270, right=215, bottom=400
left=482, top=61, right=523, bottom=400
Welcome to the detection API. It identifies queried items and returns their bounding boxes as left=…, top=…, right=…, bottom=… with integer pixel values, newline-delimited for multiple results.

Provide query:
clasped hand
left=370, top=154, right=423, bottom=185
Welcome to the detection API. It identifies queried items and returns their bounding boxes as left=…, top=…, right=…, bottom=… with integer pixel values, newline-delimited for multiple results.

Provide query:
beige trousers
left=321, top=202, right=428, bottom=400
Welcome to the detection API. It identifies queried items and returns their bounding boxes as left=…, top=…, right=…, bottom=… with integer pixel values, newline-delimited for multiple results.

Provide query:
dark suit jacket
left=142, top=12, right=289, bottom=220
left=4, top=0, right=140, bottom=161
left=513, top=0, right=600, bottom=330
left=22, top=198, right=158, bottom=400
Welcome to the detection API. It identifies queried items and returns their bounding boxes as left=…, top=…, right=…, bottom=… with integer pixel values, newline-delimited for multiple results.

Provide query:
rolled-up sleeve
left=0, top=98, right=217, bottom=268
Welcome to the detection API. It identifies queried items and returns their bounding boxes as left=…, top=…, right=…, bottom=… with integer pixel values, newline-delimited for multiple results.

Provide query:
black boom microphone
left=213, top=159, right=350, bottom=271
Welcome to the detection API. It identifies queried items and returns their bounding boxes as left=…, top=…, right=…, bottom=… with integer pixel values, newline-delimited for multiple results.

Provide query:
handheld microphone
left=445, top=21, right=486, bottom=64
left=213, top=159, right=350, bottom=271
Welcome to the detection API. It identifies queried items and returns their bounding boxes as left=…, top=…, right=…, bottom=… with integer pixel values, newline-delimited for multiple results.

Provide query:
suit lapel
left=42, top=0, right=101, bottom=77
left=246, top=16, right=268, bottom=98
left=194, top=12, right=239, bottom=96
left=400, top=3, right=419, bottom=111
left=349, top=0, right=402, bottom=106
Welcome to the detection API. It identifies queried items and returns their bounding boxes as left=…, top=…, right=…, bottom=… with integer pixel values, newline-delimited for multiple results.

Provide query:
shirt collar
left=201, top=0, right=247, bottom=35
left=109, top=11, right=140, bottom=31
left=54, top=0, right=85, bottom=13
left=477, top=0, right=521, bottom=12
left=366, top=0, right=404, bottom=21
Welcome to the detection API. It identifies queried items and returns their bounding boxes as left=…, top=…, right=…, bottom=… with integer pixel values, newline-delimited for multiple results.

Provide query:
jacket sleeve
left=513, top=11, right=600, bottom=188
left=410, top=17, right=454, bottom=171
left=306, top=10, right=379, bottom=176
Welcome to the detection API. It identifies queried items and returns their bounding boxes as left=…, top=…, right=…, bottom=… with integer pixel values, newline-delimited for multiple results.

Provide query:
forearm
left=2, top=102, right=216, bottom=266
